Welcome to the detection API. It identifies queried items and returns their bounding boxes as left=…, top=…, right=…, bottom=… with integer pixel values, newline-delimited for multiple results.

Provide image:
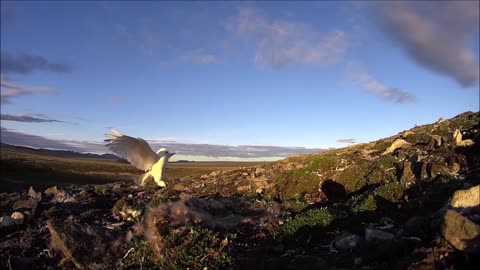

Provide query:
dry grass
left=0, top=148, right=266, bottom=192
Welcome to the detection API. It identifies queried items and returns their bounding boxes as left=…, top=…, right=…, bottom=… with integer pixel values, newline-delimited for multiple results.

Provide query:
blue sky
left=1, top=1, right=479, bottom=160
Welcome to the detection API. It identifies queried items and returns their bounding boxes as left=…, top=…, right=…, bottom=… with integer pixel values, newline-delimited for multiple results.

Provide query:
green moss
left=370, top=139, right=394, bottom=151
left=374, top=182, right=408, bottom=202
left=405, top=132, right=431, bottom=144
left=274, top=207, right=334, bottom=238
left=351, top=194, right=377, bottom=213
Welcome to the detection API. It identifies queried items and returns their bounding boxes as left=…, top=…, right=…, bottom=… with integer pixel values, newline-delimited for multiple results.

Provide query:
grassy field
left=0, top=147, right=267, bottom=192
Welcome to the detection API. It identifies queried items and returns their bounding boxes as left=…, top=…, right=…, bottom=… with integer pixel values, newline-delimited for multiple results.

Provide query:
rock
left=441, top=209, right=480, bottom=253
left=237, top=185, right=251, bottom=192
left=51, top=190, right=77, bottom=204
left=11, top=212, right=25, bottom=225
left=403, top=216, right=430, bottom=237
left=12, top=199, right=38, bottom=212
left=255, top=167, right=266, bottom=176
left=0, top=216, right=14, bottom=228
left=173, top=183, right=187, bottom=192
left=414, top=160, right=429, bottom=181
left=384, top=139, right=412, bottom=155
left=365, top=228, right=395, bottom=243
left=401, top=131, right=414, bottom=138
left=209, top=171, right=221, bottom=177
left=429, top=135, right=442, bottom=148
left=457, top=139, right=475, bottom=147
left=453, top=129, right=462, bottom=144
left=450, top=185, right=480, bottom=208
left=334, top=232, right=362, bottom=252
left=44, top=186, right=58, bottom=196
left=119, top=209, right=141, bottom=221
left=398, top=161, right=415, bottom=183
left=428, top=162, right=450, bottom=179
left=27, top=186, right=42, bottom=201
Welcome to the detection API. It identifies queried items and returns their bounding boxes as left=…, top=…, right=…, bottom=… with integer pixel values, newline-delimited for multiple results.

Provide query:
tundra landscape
left=1, top=1, right=479, bottom=269
left=1, top=112, right=479, bottom=269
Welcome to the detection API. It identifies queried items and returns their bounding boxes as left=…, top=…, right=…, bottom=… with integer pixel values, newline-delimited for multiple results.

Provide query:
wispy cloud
left=0, top=51, right=72, bottom=75
left=226, top=7, right=348, bottom=68
left=179, top=51, right=218, bottom=64
left=375, top=1, right=479, bottom=87
left=0, top=113, right=70, bottom=123
left=347, top=63, right=414, bottom=104
left=336, top=138, right=356, bottom=144
left=106, top=95, right=126, bottom=103
left=1, top=76, right=58, bottom=104
left=0, top=128, right=324, bottom=158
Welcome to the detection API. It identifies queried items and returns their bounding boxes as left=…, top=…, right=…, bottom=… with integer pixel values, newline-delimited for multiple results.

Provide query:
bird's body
left=104, top=129, right=175, bottom=187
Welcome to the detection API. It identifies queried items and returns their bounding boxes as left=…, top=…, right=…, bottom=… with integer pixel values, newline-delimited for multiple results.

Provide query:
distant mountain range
left=0, top=143, right=120, bottom=160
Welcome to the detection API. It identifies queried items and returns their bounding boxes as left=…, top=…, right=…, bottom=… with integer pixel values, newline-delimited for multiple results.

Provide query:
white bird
left=104, top=129, right=175, bottom=187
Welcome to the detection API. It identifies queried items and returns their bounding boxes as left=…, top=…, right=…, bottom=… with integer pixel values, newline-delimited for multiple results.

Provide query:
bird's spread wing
left=104, top=129, right=159, bottom=171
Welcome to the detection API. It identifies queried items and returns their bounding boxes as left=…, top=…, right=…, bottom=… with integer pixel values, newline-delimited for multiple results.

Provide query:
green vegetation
left=128, top=225, right=234, bottom=270
left=274, top=207, right=334, bottom=239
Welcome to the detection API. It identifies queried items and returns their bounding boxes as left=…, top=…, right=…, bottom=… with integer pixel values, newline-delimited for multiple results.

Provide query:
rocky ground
left=1, top=111, right=479, bottom=270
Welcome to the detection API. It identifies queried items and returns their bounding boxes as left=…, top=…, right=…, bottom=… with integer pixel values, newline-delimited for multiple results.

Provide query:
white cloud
left=347, top=63, right=414, bottom=103
left=226, top=7, right=348, bottom=68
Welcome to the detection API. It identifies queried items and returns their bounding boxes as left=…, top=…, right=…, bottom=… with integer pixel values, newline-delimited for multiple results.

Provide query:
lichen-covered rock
left=453, top=129, right=463, bottom=144
left=450, top=185, right=480, bottom=208
left=384, top=139, right=412, bottom=155
left=44, top=186, right=58, bottom=196
left=441, top=209, right=480, bottom=253
left=457, top=139, right=475, bottom=147
left=398, top=161, right=415, bottom=183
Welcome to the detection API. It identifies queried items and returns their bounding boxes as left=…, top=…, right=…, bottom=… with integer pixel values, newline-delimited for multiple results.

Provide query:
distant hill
left=0, top=143, right=119, bottom=160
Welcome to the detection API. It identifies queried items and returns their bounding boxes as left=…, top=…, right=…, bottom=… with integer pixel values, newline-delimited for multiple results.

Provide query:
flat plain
left=0, top=147, right=266, bottom=192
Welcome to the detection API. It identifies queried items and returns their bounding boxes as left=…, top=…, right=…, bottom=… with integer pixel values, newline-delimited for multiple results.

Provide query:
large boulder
left=441, top=185, right=480, bottom=254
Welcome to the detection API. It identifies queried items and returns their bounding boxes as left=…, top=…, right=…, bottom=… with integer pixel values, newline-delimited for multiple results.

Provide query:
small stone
left=44, top=186, right=58, bottom=196
left=365, top=228, right=395, bottom=243
left=173, top=184, right=187, bottom=192
left=255, top=188, right=264, bottom=194
left=0, top=216, right=14, bottom=228
left=334, top=232, right=362, bottom=252
left=28, top=186, right=41, bottom=200
left=11, top=211, right=25, bottom=225
left=255, top=167, right=266, bottom=176
left=209, top=171, right=220, bottom=177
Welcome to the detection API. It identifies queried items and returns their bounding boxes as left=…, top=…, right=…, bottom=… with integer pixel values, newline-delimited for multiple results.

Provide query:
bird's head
left=156, top=148, right=175, bottom=159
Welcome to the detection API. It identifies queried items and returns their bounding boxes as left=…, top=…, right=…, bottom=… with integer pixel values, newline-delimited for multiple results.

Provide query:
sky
left=1, top=1, right=479, bottom=161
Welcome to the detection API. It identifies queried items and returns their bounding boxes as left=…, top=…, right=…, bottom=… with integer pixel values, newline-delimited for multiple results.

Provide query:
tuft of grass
left=273, top=207, right=334, bottom=239
left=351, top=194, right=377, bottom=213
left=374, top=182, right=408, bottom=202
